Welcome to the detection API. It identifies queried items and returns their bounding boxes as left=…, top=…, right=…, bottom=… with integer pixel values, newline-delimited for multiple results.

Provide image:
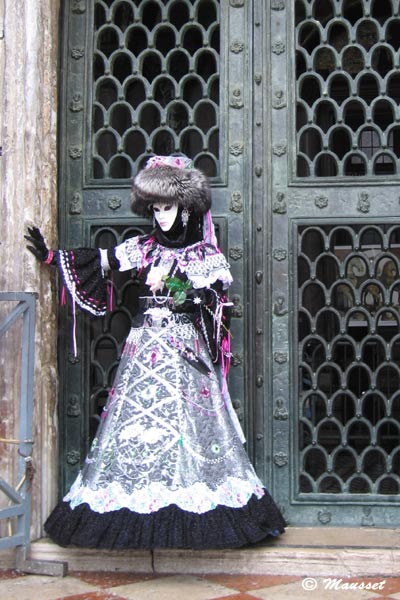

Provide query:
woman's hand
left=25, top=227, right=54, bottom=263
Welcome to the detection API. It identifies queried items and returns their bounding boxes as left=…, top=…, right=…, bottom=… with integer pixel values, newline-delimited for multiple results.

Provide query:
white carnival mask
left=153, top=202, right=178, bottom=231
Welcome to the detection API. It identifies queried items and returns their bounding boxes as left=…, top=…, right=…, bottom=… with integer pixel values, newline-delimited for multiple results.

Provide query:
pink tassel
left=61, top=286, right=66, bottom=306
left=72, top=282, right=77, bottom=358
left=203, top=210, right=218, bottom=246
left=223, top=335, right=231, bottom=369
left=221, top=336, right=231, bottom=394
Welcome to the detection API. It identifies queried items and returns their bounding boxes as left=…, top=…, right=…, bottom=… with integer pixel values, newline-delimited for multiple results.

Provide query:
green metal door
left=268, top=0, right=400, bottom=526
left=59, top=0, right=400, bottom=529
left=58, top=0, right=253, bottom=495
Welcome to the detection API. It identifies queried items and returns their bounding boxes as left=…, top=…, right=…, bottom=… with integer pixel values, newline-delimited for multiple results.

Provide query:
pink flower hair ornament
left=144, top=155, right=194, bottom=170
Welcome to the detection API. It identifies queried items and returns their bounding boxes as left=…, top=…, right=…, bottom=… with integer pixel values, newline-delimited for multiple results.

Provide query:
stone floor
left=0, top=570, right=400, bottom=600
left=6, top=528, right=398, bottom=578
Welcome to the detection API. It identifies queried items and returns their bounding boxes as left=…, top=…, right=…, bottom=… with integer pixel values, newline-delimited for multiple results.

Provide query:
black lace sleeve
left=194, top=281, right=232, bottom=365
left=58, top=248, right=107, bottom=316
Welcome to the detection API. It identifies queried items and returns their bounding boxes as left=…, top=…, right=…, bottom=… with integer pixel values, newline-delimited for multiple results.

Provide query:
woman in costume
left=26, top=155, right=285, bottom=549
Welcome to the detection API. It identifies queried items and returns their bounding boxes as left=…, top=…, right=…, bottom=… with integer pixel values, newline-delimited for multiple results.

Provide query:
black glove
left=25, top=226, right=54, bottom=263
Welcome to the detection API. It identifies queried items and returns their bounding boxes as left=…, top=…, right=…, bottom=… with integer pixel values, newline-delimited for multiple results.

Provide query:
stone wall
left=0, top=0, right=60, bottom=540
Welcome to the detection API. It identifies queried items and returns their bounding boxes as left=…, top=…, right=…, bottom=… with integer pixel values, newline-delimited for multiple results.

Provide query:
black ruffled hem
left=44, top=490, right=286, bottom=550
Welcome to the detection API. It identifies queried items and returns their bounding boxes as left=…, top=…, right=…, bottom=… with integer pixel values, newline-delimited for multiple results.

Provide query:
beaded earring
left=181, top=208, right=189, bottom=227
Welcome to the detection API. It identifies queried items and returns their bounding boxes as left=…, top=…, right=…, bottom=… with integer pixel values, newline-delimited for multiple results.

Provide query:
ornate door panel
left=269, top=0, right=400, bottom=526
left=58, top=0, right=251, bottom=494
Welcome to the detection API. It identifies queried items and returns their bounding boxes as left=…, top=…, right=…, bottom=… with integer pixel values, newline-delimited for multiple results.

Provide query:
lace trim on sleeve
left=58, top=249, right=107, bottom=316
left=184, top=244, right=233, bottom=289
left=114, top=236, right=144, bottom=272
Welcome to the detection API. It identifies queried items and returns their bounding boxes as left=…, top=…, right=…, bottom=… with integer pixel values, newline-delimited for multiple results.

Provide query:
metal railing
left=0, top=292, right=66, bottom=576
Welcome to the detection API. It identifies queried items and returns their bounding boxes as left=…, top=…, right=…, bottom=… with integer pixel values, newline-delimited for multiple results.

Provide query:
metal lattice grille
left=298, top=223, right=400, bottom=495
left=92, top=0, right=220, bottom=180
left=296, top=0, right=400, bottom=177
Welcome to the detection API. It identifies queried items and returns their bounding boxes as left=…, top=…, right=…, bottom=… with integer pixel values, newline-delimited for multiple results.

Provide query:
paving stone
left=205, top=574, right=302, bottom=592
left=108, top=574, right=239, bottom=600
left=0, top=574, right=98, bottom=600
left=0, top=567, right=398, bottom=599
left=69, top=570, right=161, bottom=589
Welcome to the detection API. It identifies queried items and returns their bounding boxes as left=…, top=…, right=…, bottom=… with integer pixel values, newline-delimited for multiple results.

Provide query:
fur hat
left=131, top=155, right=211, bottom=217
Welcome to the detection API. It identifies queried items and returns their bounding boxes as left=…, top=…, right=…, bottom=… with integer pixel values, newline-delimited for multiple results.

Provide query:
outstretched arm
left=25, top=227, right=122, bottom=316
left=25, top=226, right=57, bottom=265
